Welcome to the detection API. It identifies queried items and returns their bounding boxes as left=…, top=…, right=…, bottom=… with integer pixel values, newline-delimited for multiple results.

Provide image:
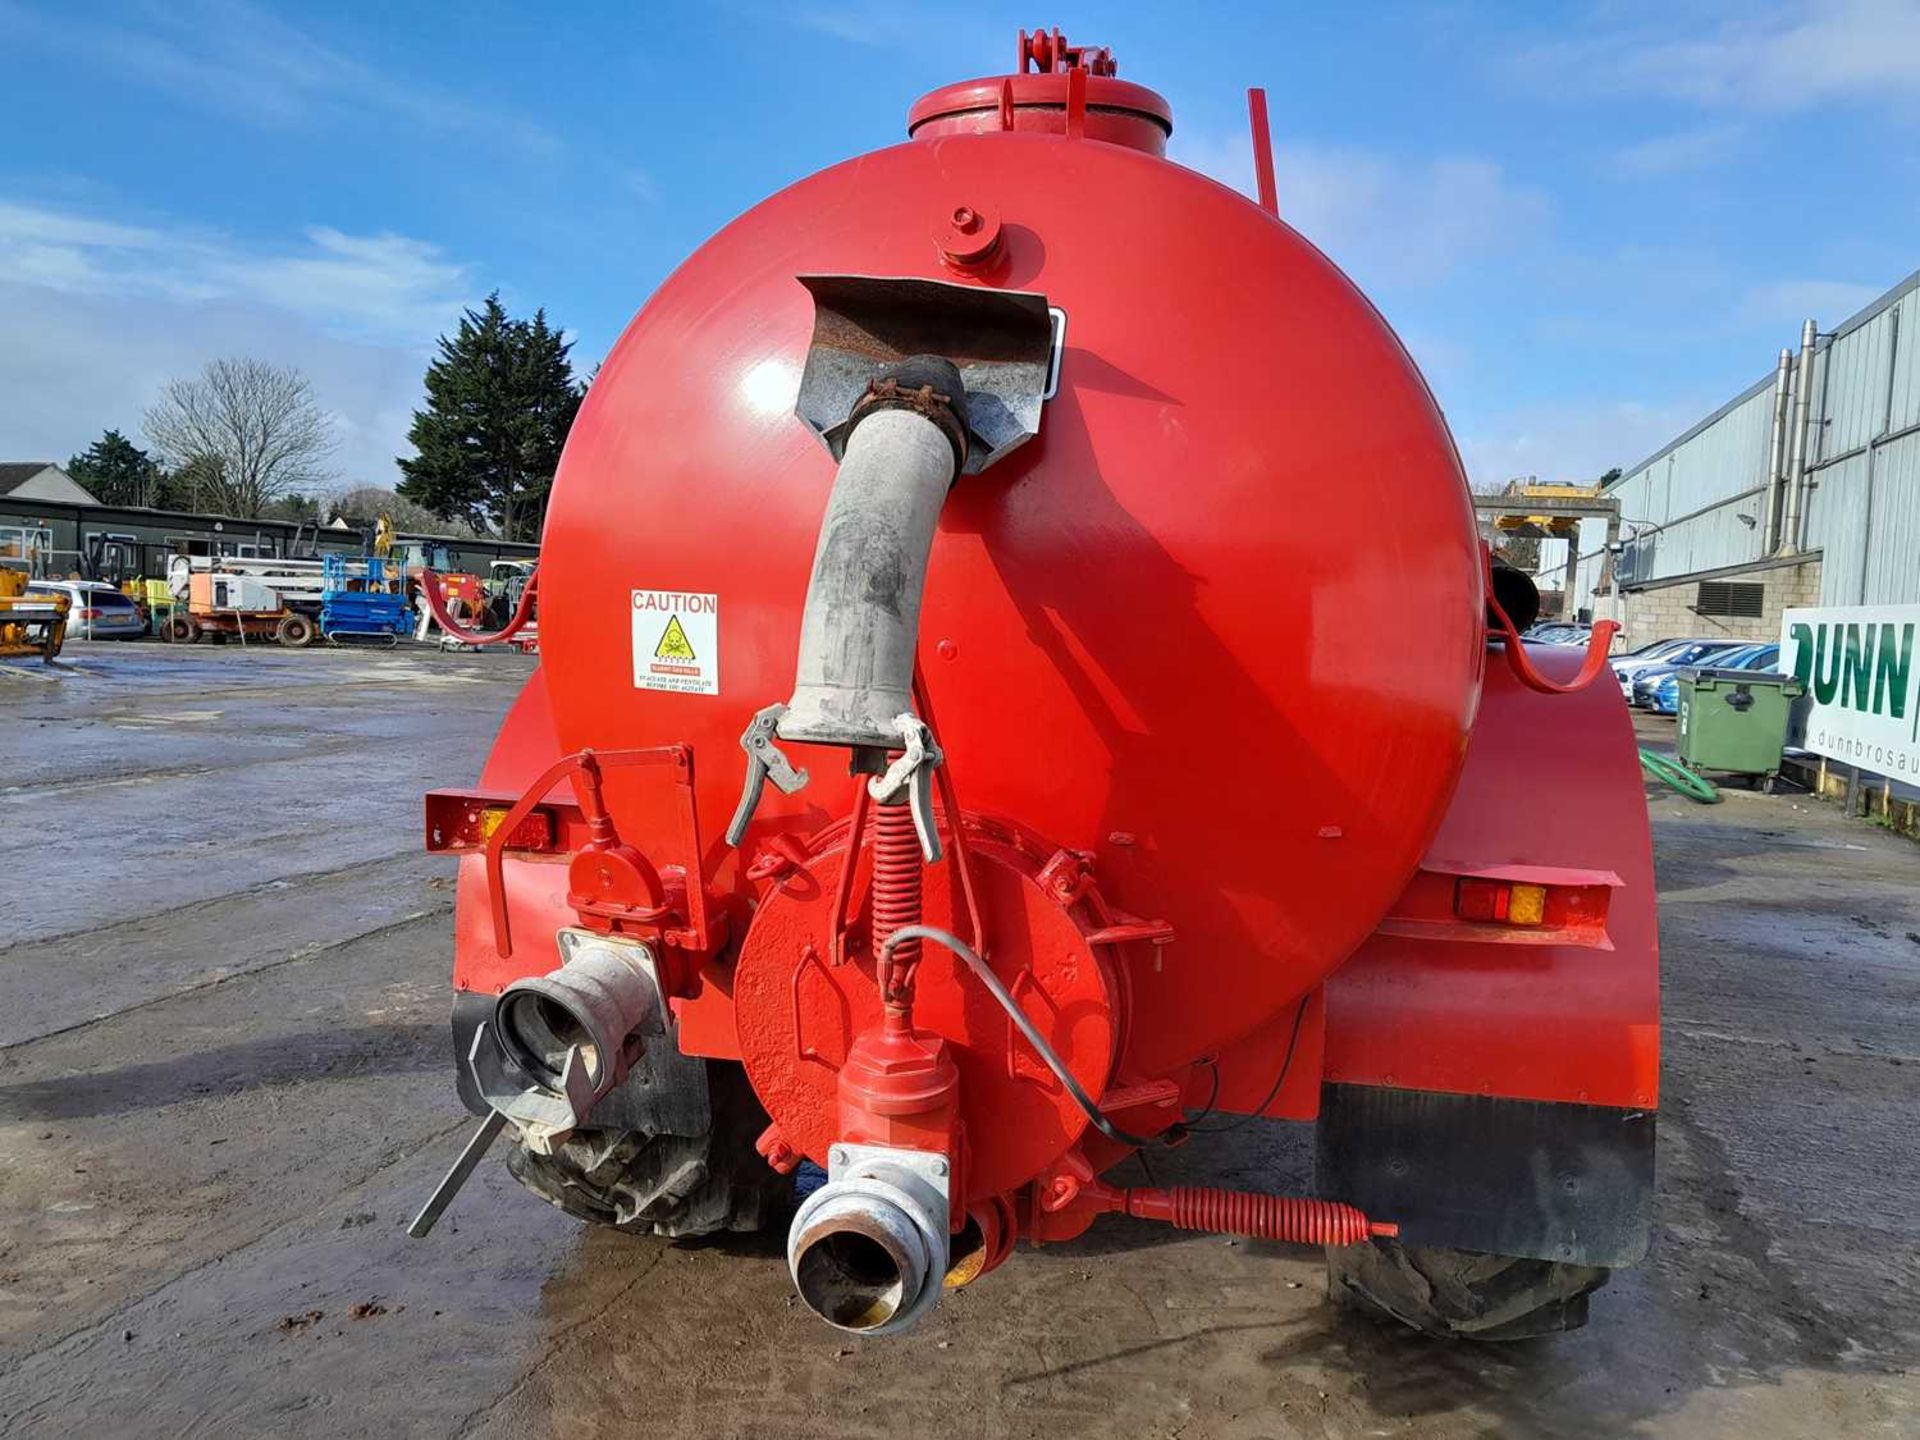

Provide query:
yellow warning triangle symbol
left=654, top=614, right=696, bottom=662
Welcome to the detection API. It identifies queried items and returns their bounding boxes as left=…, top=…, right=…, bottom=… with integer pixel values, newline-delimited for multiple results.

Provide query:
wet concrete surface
left=0, top=647, right=1914, bottom=1437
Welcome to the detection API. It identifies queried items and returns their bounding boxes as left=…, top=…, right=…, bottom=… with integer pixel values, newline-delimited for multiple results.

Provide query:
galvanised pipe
left=779, top=360, right=967, bottom=751
left=1780, top=319, right=1819, bottom=554
left=1763, top=348, right=1792, bottom=553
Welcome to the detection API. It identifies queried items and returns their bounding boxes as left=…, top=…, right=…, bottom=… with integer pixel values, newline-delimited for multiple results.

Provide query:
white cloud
left=0, top=198, right=478, bottom=488
left=0, top=0, right=556, bottom=150
left=1455, top=399, right=1708, bottom=491
left=0, top=200, right=471, bottom=345
left=1171, top=133, right=1550, bottom=289
left=1606, top=123, right=1748, bottom=176
left=1512, top=0, right=1920, bottom=113
left=1741, top=277, right=1884, bottom=326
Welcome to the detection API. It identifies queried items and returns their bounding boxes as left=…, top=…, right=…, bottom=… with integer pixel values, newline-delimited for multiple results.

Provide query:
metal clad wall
left=1865, top=433, right=1920, bottom=604
left=1891, top=289, right=1920, bottom=432
left=1808, top=451, right=1871, bottom=604
left=1818, top=300, right=1894, bottom=457
left=1606, top=268, right=1920, bottom=609
left=1613, top=386, right=1771, bottom=587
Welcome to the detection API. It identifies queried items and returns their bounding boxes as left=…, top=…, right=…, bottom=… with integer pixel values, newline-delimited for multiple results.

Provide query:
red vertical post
left=1066, top=65, right=1088, bottom=139
left=1248, top=87, right=1278, bottom=217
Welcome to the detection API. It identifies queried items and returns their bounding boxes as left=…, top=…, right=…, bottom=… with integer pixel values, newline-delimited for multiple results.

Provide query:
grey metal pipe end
left=494, top=935, right=660, bottom=1101
left=787, top=1145, right=951, bottom=1337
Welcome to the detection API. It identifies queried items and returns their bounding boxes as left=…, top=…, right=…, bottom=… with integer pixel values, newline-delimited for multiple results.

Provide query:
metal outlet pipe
left=1763, top=347, right=1792, bottom=552
left=780, top=360, right=967, bottom=751
left=1780, top=319, right=1818, bottom=554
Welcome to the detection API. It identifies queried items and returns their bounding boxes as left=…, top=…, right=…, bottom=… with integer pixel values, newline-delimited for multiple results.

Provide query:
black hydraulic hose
left=1188, top=997, right=1308, bottom=1135
left=879, top=924, right=1161, bottom=1149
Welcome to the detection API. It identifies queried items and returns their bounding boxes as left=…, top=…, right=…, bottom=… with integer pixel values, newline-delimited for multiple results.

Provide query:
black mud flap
left=1315, top=1083, right=1654, bottom=1267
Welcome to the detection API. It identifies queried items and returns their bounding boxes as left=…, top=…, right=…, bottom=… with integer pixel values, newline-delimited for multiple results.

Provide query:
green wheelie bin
left=1675, top=667, right=1805, bottom=792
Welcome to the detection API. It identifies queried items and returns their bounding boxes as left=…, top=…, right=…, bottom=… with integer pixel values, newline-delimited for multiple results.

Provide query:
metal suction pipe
left=779, top=357, right=969, bottom=751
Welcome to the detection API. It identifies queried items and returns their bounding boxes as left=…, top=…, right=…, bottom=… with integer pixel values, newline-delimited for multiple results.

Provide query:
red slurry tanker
left=412, top=30, right=1656, bottom=1341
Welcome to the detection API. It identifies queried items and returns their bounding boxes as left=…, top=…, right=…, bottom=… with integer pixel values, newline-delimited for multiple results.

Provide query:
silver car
left=26, top=580, right=146, bottom=640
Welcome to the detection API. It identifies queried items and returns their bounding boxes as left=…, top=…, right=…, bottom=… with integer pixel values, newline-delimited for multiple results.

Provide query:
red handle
left=419, top=568, right=538, bottom=645
left=1484, top=548, right=1619, bottom=695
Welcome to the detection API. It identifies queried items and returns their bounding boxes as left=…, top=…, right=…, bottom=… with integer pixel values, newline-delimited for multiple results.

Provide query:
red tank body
left=420, top=30, right=1658, bottom=1342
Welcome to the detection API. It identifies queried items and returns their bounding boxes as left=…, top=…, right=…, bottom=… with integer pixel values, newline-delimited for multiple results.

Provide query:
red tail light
left=77, top=607, right=102, bottom=620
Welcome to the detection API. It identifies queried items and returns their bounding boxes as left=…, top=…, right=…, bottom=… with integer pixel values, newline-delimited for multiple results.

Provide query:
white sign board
left=1779, top=603, right=1920, bottom=778
left=631, top=588, right=719, bottom=695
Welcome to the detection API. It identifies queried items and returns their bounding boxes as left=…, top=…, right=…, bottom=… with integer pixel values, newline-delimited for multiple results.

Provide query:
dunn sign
left=1779, top=604, right=1920, bottom=779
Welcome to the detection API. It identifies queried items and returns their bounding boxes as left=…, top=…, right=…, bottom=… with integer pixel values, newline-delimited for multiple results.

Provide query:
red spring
left=870, top=800, right=924, bottom=1004
left=1128, top=1187, right=1396, bottom=1245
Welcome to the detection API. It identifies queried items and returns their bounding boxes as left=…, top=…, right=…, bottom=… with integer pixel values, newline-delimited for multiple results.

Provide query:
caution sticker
left=631, top=589, right=719, bottom=694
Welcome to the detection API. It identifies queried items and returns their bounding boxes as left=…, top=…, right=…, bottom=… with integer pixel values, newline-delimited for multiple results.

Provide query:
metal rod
left=407, top=1110, right=508, bottom=1239
left=1248, top=88, right=1278, bottom=217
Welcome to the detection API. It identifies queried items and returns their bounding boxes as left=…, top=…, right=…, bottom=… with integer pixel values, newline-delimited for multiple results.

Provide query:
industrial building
left=1539, top=267, right=1920, bottom=645
left=0, top=465, right=538, bottom=580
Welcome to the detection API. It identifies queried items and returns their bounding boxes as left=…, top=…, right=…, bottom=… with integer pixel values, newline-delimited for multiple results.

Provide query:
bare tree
left=143, top=358, right=336, bottom=517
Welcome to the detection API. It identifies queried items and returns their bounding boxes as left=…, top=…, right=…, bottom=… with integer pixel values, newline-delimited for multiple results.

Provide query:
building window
left=1696, top=581, right=1764, bottom=618
left=0, top=526, right=53, bottom=573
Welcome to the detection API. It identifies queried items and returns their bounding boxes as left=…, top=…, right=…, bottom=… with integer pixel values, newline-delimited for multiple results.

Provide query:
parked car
left=1626, top=640, right=1754, bottom=707
left=1524, top=622, right=1592, bottom=645
left=1611, top=637, right=1744, bottom=699
left=1631, top=643, right=1762, bottom=708
left=24, top=580, right=146, bottom=640
left=1646, top=643, right=1783, bottom=715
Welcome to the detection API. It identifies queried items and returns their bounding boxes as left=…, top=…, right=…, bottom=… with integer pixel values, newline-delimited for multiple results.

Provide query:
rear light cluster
left=1456, top=877, right=1548, bottom=926
left=77, top=607, right=101, bottom=620
left=423, top=792, right=559, bottom=853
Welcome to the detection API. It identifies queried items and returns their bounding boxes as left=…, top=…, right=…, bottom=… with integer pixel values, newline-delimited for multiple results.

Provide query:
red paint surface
left=537, top=119, right=1484, bottom=1082
left=1325, top=647, right=1661, bottom=1109
left=438, top=39, right=1656, bottom=1210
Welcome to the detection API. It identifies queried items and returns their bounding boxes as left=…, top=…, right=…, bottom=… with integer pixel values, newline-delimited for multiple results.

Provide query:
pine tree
left=68, top=429, right=162, bottom=507
left=396, top=293, right=583, bottom=541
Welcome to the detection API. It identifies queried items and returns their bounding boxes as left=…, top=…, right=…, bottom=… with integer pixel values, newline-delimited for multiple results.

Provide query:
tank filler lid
left=908, top=28, right=1172, bottom=155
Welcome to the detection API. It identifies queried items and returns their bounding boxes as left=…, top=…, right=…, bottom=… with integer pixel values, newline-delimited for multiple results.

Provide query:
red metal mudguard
left=1315, top=645, right=1659, bottom=1266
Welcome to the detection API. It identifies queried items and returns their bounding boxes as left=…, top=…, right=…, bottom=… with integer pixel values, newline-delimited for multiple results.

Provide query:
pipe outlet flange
left=788, top=1142, right=952, bottom=1336
left=472, top=930, right=666, bottom=1153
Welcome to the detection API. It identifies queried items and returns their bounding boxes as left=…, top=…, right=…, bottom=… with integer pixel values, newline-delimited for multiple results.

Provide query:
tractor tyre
left=164, top=614, right=199, bottom=644
left=276, top=613, right=317, bottom=648
left=1325, top=1239, right=1609, bottom=1341
left=504, top=1061, right=790, bottom=1239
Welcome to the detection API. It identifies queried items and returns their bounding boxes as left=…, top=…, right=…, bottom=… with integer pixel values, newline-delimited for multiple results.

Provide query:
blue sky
left=2, top=0, right=1916, bottom=495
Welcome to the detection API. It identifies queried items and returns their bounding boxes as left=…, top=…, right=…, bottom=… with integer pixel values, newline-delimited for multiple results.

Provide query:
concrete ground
left=0, top=644, right=1914, bottom=1439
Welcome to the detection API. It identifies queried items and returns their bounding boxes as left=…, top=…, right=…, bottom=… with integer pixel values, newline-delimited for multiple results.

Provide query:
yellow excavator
left=0, top=566, right=68, bottom=663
